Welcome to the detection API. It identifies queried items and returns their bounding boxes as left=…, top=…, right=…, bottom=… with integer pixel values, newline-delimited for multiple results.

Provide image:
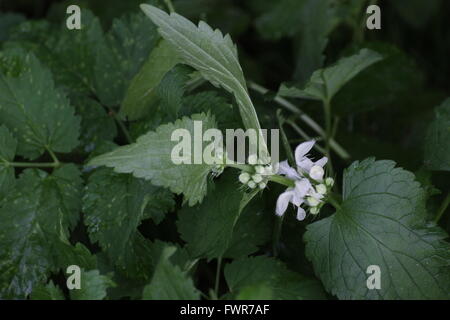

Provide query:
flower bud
left=258, top=182, right=267, bottom=189
left=255, top=165, right=264, bottom=174
left=248, top=181, right=256, bottom=189
left=325, top=177, right=334, bottom=187
left=310, top=206, right=320, bottom=215
left=306, top=196, right=320, bottom=207
left=309, top=165, right=324, bottom=181
left=239, top=172, right=250, bottom=184
left=316, top=184, right=327, bottom=194
left=252, top=174, right=263, bottom=183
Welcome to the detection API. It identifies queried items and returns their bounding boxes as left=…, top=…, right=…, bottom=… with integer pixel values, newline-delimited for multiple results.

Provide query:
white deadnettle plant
left=237, top=140, right=334, bottom=221
left=276, top=140, right=334, bottom=220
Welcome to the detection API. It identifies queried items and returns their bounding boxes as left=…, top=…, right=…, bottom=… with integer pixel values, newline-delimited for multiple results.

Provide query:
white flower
left=294, top=141, right=328, bottom=178
left=275, top=140, right=329, bottom=221
left=276, top=178, right=312, bottom=221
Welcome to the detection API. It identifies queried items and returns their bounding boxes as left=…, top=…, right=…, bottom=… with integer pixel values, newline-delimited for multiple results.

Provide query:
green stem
left=327, top=192, right=342, bottom=210
left=286, top=120, right=327, bottom=155
left=9, top=162, right=60, bottom=168
left=214, top=256, right=222, bottom=300
left=225, top=162, right=254, bottom=172
left=248, top=81, right=350, bottom=160
left=46, top=147, right=60, bottom=166
left=277, top=110, right=295, bottom=166
left=164, top=0, right=175, bottom=13
left=435, top=192, right=450, bottom=223
left=268, top=175, right=295, bottom=188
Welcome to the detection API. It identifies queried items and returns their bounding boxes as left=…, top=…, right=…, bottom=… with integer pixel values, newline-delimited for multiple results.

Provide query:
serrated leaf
left=0, top=125, right=17, bottom=197
left=177, top=173, right=258, bottom=260
left=142, top=246, right=200, bottom=300
left=31, top=281, right=65, bottom=300
left=94, top=12, right=159, bottom=107
left=83, top=167, right=174, bottom=276
left=225, top=256, right=326, bottom=300
left=0, top=51, right=80, bottom=159
left=140, top=5, right=268, bottom=157
left=0, top=165, right=83, bottom=298
left=304, top=158, right=450, bottom=299
left=121, top=39, right=180, bottom=120
left=89, top=113, right=217, bottom=206
left=424, top=98, right=450, bottom=171
left=280, top=49, right=383, bottom=103
left=70, top=269, right=115, bottom=300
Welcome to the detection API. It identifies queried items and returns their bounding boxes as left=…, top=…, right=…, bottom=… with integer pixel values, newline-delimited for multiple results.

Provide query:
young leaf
left=120, top=39, right=180, bottom=120
left=88, top=113, right=217, bottom=206
left=142, top=246, right=200, bottom=300
left=280, top=49, right=383, bottom=103
left=0, top=51, right=80, bottom=159
left=424, top=98, right=450, bottom=171
left=0, top=125, right=17, bottom=197
left=140, top=5, right=268, bottom=157
left=304, top=158, right=450, bottom=299
left=83, top=168, right=174, bottom=273
left=0, top=165, right=82, bottom=298
left=224, top=256, right=326, bottom=299
left=70, top=270, right=115, bottom=300
left=177, top=173, right=259, bottom=260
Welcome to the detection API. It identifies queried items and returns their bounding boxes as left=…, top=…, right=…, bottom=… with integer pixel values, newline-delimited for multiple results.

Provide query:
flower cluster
left=238, top=154, right=272, bottom=190
left=276, top=141, right=334, bottom=221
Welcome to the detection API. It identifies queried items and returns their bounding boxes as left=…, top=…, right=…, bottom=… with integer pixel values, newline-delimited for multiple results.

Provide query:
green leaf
left=31, top=281, right=65, bottom=300
left=280, top=49, right=383, bottom=103
left=177, top=174, right=258, bottom=260
left=0, top=51, right=80, bottom=159
left=0, top=165, right=82, bottom=298
left=72, top=96, right=118, bottom=152
left=224, top=256, right=326, bottom=300
left=424, top=98, right=450, bottom=171
left=333, top=43, right=424, bottom=116
left=142, top=246, right=200, bottom=300
left=84, top=167, right=174, bottom=275
left=120, top=39, right=180, bottom=120
left=140, top=5, right=267, bottom=157
left=293, top=0, right=337, bottom=84
left=94, top=12, right=159, bottom=107
left=89, top=113, right=217, bottom=206
left=0, top=125, right=17, bottom=197
left=70, top=269, right=115, bottom=300
left=304, top=158, right=450, bottom=299
left=224, top=195, right=272, bottom=259
left=236, top=283, right=273, bottom=300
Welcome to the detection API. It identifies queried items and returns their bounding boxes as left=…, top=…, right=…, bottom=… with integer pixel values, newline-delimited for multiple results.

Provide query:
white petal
left=297, top=158, right=314, bottom=173
left=309, top=165, right=324, bottom=181
left=277, top=160, right=300, bottom=180
left=294, top=178, right=312, bottom=198
left=295, top=141, right=315, bottom=166
left=314, top=156, right=328, bottom=168
left=275, top=189, right=293, bottom=216
left=296, top=207, right=306, bottom=221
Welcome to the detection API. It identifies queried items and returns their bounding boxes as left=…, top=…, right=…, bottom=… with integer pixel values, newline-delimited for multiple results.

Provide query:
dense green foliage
left=0, top=0, right=449, bottom=300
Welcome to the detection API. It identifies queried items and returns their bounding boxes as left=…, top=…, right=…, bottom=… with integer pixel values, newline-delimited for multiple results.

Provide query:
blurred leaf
left=424, top=98, right=450, bottom=171
left=70, top=269, right=115, bottom=300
